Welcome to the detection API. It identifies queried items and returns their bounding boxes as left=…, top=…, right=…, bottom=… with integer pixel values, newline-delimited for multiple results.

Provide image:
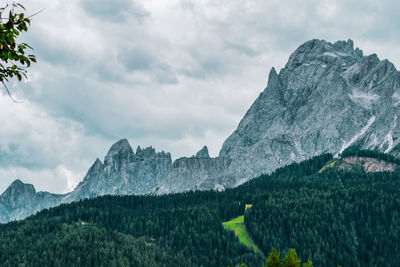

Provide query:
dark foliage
left=0, top=3, right=36, bottom=82
left=245, top=164, right=400, bottom=266
left=0, top=222, right=185, bottom=266
left=0, top=189, right=263, bottom=266
left=1, top=152, right=400, bottom=266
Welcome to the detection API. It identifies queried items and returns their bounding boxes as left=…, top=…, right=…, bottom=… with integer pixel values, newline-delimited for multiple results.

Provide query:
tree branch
left=1, top=81, right=23, bottom=103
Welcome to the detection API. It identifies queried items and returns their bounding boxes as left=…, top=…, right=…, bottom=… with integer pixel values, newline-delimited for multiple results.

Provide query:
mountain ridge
left=2, top=38, right=400, bottom=223
left=220, top=38, right=400, bottom=179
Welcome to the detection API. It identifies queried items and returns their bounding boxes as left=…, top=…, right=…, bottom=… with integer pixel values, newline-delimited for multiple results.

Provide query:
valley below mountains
left=2, top=38, right=400, bottom=223
left=2, top=152, right=400, bottom=266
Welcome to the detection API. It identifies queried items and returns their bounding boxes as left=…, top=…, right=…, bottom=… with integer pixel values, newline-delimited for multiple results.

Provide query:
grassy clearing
left=223, top=215, right=260, bottom=253
left=319, top=159, right=339, bottom=173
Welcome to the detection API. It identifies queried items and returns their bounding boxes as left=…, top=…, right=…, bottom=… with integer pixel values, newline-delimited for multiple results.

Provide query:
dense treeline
left=0, top=192, right=262, bottom=267
left=1, top=152, right=400, bottom=266
left=245, top=167, right=400, bottom=266
left=0, top=222, right=186, bottom=267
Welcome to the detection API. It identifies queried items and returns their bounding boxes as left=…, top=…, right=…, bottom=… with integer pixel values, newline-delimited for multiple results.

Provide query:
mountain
left=0, top=139, right=172, bottom=222
left=62, top=138, right=172, bottom=203
left=196, top=146, right=210, bottom=158
left=2, top=38, right=400, bottom=222
left=220, top=39, right=400, bottom=181
left=0, top=179, right=64, bottom=222
left=156, top=154, right=233, bottom=194
left=160, top=39, right=400, bottom=191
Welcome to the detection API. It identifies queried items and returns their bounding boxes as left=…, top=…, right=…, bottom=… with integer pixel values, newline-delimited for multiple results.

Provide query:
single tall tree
left=303, top=259, right=313, bottom=267
left=265, top=247, right=282, bottom=267
left=282, top=249, right=301, bottom=267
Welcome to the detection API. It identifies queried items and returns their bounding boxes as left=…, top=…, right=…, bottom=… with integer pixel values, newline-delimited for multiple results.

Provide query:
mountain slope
left=2, top=153, right=400, bottom=266
left=0, top=179, right=64, bottom=222
left=62, top=139, right=172, bottom=202
left=156, top=155, right=233, bottom=194
left=0, top=139, right=173, bottom=222
left=2, top=39, right=400, bottom=222
left=220, top=39, right=400, bottom=183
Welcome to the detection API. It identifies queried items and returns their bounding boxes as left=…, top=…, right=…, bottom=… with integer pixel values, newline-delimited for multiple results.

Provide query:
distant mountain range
left=2, top=38, right=400, bottom=223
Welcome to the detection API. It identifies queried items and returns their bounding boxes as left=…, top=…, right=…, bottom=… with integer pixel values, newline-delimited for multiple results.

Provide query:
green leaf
left=0, top=3, right=36, bottom=84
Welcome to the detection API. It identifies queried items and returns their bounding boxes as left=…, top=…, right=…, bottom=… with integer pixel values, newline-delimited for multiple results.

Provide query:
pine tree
left=282, top=249, right=300, bottom=267
left=303, top=259, right=313, bottom=267
left=265, top=248, right=282, bottom=267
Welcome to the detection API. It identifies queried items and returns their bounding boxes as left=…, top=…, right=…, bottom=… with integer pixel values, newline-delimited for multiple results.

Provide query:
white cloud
left=0, top=93, right=109, bottom=193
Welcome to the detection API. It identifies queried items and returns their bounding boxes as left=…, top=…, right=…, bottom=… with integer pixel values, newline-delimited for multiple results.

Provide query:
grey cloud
left=180, top=48, right=229, bottom=79
left=224, top=41, right=260, bottom=57
left=153, top=67, right=179, bottom=84
left=0, top=143, right=55, bottom=170
left=358, top=2, right=400, bottom=42
left=0, top=93, right=111, bottom=193
left=19, top=65, right=232, bottom=148
left=3, top=0, right=400, bottom=195
left=91, top=62, right=126, bottom=83
left=119, top=48, right=155, bottom=71
left=80, top=0, right=150, bottom=23
left=23, top=32, right=81, bottom=68
left=117, top=48, right=178, bottom=83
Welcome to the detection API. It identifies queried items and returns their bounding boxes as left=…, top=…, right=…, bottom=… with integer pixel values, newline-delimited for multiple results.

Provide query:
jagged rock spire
left=104, top=138, right=134, bottom=166
left=196, top=146, right=210, bottom=158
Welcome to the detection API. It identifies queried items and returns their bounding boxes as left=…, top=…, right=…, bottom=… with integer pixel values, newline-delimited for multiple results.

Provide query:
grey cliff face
left=0, top=139, right=173, bottom=222
left=196, top=146, right=210, bottom=158
left=2, top=39, right=400, bottom=223
left=0, top=180, right=64, bottom=223
left=62, top=139, right=172, bottom=203
left=156, top=156, right=233, bottom=194
left=220, top=39, right=400, bottom=182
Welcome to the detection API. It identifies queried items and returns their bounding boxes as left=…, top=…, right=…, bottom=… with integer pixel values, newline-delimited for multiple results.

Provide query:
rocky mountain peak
left=136, top=146, right=156, bottom=158
left=285, top=39, right=362, bottom=70
left=220, top=39, right=400, bottom=182
left=2, top=179, right=36, bottom=197
left=1, top=179, right=37, bottom=209
left=90, top=158, right=104, bottom=173
left=265, top=67, right=284, bottom=104
left=0, top=179, right=63, bottom=223
left=106, top=138, right=133, bottom=155
left=7, top=179, right=25, bottom=188
left=196, top=146, right=210, bottom=158
left=104, top=138, right=134, bottom=166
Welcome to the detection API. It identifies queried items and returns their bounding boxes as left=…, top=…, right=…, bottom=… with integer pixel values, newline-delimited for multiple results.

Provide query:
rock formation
left=2, top=39, right=400, bottom=222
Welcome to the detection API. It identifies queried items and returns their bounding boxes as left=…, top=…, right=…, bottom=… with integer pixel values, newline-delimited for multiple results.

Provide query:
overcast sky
left=0, top=0, right=399, bottom=194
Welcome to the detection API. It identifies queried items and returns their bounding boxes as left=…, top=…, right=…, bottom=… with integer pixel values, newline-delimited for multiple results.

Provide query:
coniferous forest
left=1, top=152, right=400, bottom=266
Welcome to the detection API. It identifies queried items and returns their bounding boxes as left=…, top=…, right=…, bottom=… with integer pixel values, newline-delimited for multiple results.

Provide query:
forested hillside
left=1, top=152, right=400, bottom=266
